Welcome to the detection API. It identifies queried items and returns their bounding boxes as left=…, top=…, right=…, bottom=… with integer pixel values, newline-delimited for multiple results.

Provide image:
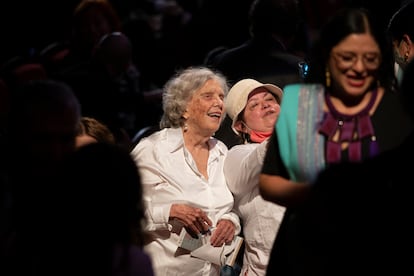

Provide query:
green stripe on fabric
left=276, top=84, right=301, bottom=181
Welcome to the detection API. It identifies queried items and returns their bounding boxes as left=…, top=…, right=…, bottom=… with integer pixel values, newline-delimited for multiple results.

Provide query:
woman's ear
left=403, top=34, right=413, bottom=46
left=234, top=121, right=246, bottom=133
left=403, top=34, right=414, bottom=60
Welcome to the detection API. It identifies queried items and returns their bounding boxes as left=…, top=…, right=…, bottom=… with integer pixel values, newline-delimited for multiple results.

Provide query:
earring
left=325, top=69, right=331, bottom=88
left=182, top=113, right=189, bottom=132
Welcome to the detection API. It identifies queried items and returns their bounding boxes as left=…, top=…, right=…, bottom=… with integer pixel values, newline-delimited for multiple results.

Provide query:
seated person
left=76, top=116, right=115, bottom=148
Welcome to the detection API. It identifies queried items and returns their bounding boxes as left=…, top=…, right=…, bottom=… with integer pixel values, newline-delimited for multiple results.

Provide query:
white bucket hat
left=225, top=79, right=283, bottom=135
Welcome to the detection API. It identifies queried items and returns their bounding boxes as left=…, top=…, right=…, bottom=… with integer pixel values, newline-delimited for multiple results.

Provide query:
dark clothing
left=266, top=131, right=414, bottom=275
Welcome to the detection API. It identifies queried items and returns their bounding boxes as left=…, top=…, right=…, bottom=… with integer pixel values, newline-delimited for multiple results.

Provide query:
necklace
left=318, top=89, right=379, bottom=163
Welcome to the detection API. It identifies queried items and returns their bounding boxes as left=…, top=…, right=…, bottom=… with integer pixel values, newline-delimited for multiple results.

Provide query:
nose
left=352, top=57, right=367, bottom=72
left=214, top=95, right=224, bottom=107
left=262, top=101, right=272, bottom=109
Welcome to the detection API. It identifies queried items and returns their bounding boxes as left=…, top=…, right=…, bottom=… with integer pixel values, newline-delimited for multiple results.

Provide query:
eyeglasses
left=331, top=51, right=381, bottom=70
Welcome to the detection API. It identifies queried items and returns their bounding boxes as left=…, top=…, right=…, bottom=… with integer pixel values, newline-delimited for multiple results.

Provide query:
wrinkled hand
left=210, top=219, right=235, bottom=247
left=170, top=204, right=212, bottom=237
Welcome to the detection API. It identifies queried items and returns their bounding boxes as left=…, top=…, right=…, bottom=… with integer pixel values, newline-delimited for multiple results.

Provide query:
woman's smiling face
left=328, top=33, right=381, bottom=97
left=183, top=79, right=225, bottom=136
left=236, top=88, right=280, bottom=134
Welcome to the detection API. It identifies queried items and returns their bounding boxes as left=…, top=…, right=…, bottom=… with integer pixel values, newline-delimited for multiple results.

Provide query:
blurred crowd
left=0, top=0, right=402, bottom=146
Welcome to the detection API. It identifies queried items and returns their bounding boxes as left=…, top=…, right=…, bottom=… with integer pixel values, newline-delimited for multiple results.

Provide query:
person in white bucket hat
left=225, top=78, right=283, bottom=143
left=223, top=78, right=285, bottom=276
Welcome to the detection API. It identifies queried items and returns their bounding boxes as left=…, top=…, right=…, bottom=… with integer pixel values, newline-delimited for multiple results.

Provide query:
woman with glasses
left=259, top=8, right=414, bottom=275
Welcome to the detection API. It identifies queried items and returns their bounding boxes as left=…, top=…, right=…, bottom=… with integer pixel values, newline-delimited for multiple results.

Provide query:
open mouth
left=207, top=112, right=222, bottom=118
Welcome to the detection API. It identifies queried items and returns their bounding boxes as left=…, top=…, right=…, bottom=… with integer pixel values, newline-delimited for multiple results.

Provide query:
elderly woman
left=224, top=79, right=286, bottom=276
left=130, top=66, right=240, bottom=276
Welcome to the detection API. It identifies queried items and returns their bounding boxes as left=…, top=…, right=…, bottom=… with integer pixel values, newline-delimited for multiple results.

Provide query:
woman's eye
left=365, top=56, right=378, bottom=63
left=341, top=55, right=354, bottom=62
left=249, top=103, right=259, bottom=109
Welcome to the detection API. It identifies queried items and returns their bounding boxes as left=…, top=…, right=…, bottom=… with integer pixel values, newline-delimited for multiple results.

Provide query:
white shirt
left=130, top=127, right=240, bottom=276
left=224, top=141, right=285, bottom=276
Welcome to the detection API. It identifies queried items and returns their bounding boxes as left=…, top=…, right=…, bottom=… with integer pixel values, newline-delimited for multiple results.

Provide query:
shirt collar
left=165, top=127, right=227, bottom=156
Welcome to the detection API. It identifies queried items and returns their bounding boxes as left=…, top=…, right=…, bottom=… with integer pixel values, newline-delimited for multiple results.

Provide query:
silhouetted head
left=387, top=1, right=414, bottom=69
left=8, top=79, right=81, bottom=167
left=71, top=0, right=122, bottom=58
left=93, top=32, right=133, bottom=79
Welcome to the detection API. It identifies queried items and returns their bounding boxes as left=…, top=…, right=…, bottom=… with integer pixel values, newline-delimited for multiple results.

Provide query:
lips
left=207, top=112, right=222, bottom=118
left=347, top=78, right=365, bottom=87
left=345, top=74, right=368, bottom=88
left=264, top=108, right=277, bottom=115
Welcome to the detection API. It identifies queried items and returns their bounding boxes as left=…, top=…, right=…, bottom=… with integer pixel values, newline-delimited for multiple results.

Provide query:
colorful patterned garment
left=276, top=83, right=326, bottom=182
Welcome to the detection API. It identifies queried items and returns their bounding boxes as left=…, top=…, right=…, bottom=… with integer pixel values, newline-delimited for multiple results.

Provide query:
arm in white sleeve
left=131, top=139, right=172, bottom=232
left=224, top=141, right=268, bottom=197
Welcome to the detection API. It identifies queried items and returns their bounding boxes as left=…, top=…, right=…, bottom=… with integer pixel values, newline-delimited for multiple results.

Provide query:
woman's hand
left=210, top=219, right=235, bottom=247
left=170, top=204, right=212, bottom=237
